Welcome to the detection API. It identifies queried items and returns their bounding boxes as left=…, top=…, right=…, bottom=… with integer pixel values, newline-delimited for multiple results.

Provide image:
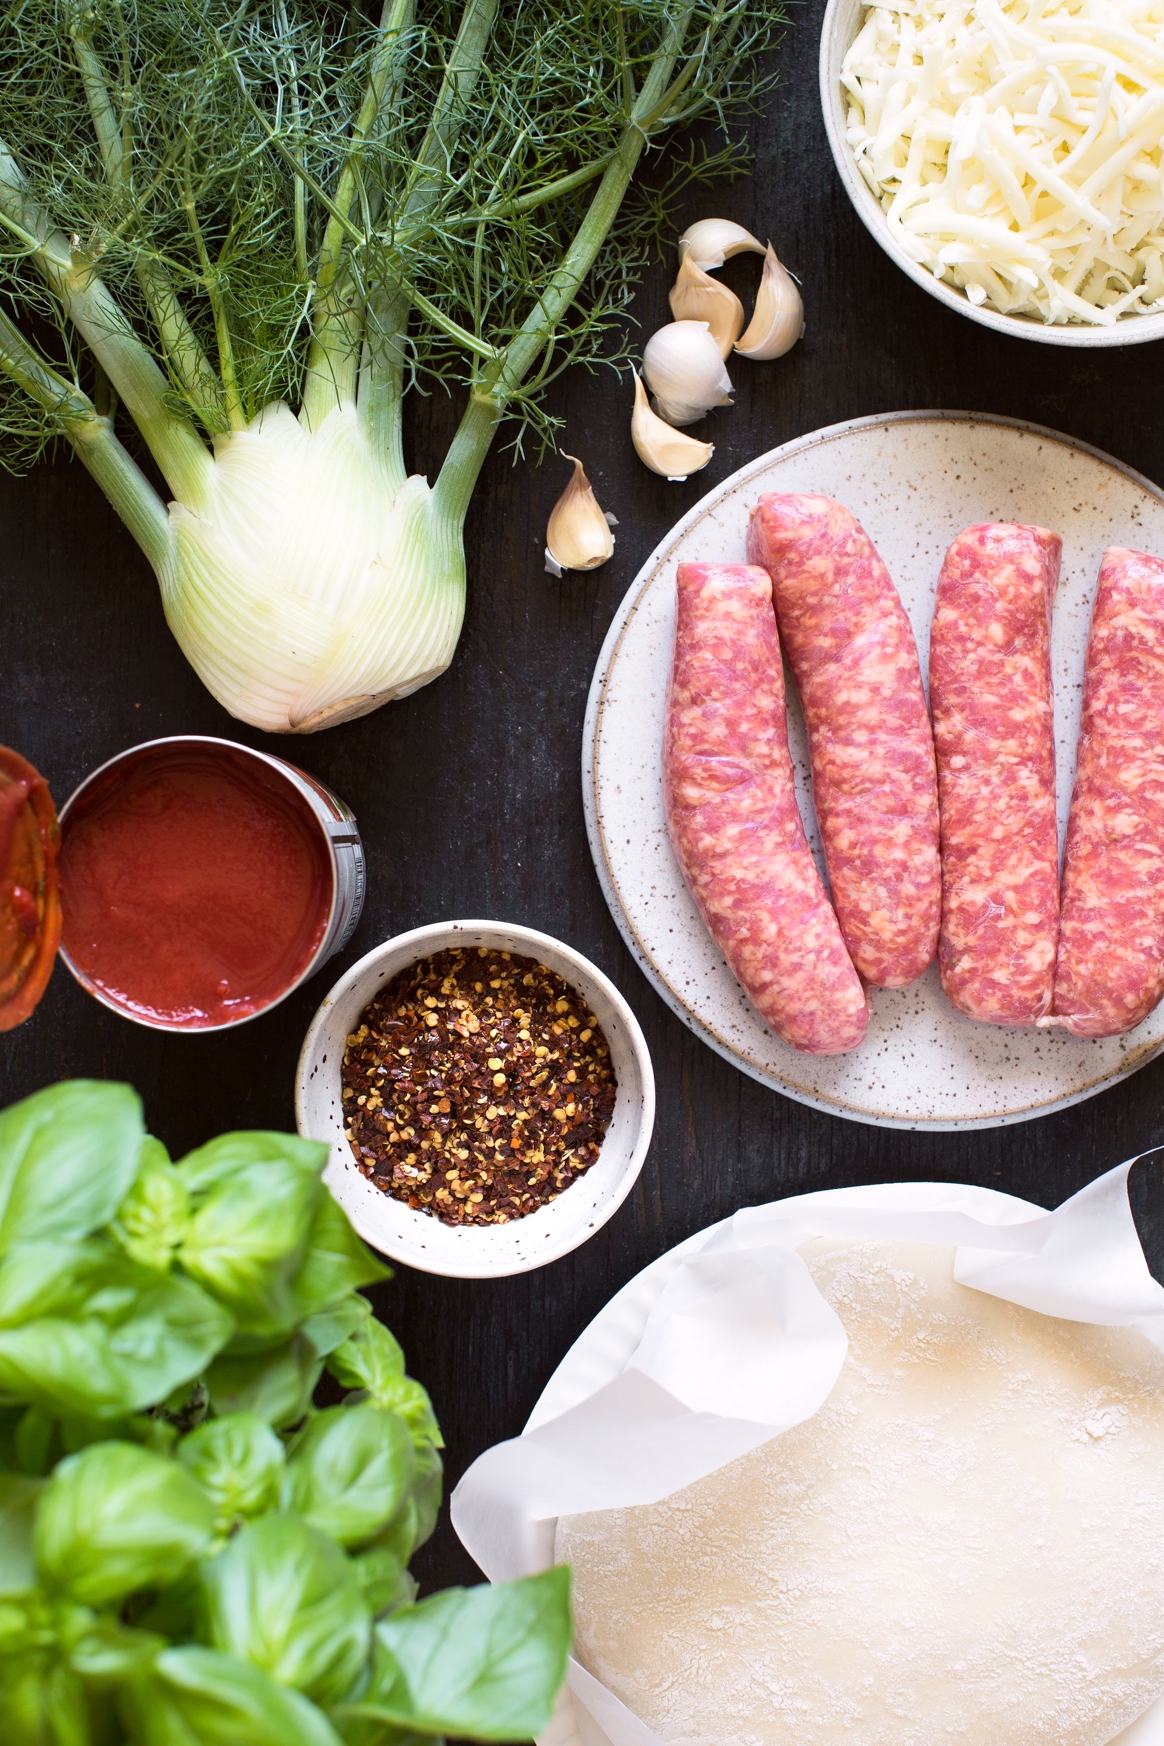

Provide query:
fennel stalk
left=0, top=0, right=783, bottom=733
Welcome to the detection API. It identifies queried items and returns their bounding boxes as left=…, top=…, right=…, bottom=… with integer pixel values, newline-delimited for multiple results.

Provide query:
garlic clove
left=668, top=252, right=745, bottom=359
left=631, top=371, right=714, bottom=480
left=545, top=454, right=615, bottom=575
left=642, top=321, right=733, bottom=428
left=678, top=218, right=766, bottom=272
left=735, top=243, right=804, bottom=360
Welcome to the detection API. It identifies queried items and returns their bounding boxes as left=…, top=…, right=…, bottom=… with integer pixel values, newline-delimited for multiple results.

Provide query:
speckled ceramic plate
left=582, top=410, right=1164, bottom=1130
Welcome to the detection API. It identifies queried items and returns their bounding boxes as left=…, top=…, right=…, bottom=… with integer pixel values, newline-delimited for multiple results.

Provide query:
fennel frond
left=0, top=0, right=784, bottom=732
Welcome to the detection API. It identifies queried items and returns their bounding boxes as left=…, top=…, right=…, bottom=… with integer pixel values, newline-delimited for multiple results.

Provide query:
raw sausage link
left=929, top=523, right=1061, bottom=1026
left=1050, top=547, right=1164, bottom=1037
left=747, top=494, right=940, bottom=987
left=663, top=562, right=870, bottom=1055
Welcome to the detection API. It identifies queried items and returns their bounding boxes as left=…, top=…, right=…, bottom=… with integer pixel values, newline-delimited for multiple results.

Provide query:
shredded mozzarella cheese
left=840, top=0, right=1164, bottom=323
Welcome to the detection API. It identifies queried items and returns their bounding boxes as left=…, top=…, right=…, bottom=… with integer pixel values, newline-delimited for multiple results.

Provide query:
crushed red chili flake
left=341, top=946, right=618, bottom=1226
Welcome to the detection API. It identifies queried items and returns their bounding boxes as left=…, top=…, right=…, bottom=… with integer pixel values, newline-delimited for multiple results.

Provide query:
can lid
left=0, top=746, right=61, bottom=1031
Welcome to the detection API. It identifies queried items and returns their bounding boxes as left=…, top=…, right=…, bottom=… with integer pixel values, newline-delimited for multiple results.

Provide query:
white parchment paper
left=451, top=1164, right=1164, bottom=1746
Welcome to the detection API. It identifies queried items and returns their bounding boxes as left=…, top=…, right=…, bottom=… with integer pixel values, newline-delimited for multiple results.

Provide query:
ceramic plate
left=582, top=410, right=1164, bottom=1130
left=527, top=1182, right=1163, bottom=1746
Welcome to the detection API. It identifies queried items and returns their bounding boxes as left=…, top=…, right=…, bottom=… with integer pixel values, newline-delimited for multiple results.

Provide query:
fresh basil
left=201, top=1515, right=370, bottom=1706
left=111, top=1139, right=191, bottom=1272
left=0, top=1081, right=143, bottom=1248
left=340, top=1568, right=572, bottom=1741
left=177, top=1414, right=285, bottom=1532
left=175, top=1137, right=326, bottom=1343
left=326, top=1321, right=442, bottom=1451
left=0, top=1081, right=573, bottom=1744
left=289, top=1196, right=390, bottom=1322
left=0, top=1471, right=41, bottom=1595
left=120, top=1644, right=347, bottom=1746
left=36, top=1443, right=217, bottom=1606
left=281, top=1406, right=413, bottom=1549
left=0, top=1242, right=233, bottom=1420
left=204, top=1331, right=325, bottom=1430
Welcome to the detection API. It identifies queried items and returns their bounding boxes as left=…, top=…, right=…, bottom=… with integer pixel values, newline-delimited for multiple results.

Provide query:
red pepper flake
left=341, top=946, right=617, bottom=1226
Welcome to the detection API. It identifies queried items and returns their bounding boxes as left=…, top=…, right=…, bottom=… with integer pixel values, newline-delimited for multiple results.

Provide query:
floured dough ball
left=557, top=1240, right=1164, bottom=1746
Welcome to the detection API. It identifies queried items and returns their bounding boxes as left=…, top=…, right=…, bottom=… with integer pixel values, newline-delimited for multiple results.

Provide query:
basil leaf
left=325, top=1318, right=405, bottom=1394
left=289, top=1197, right=389, bottom=1322
left=0, top=1243, right=233, bottom=1419
left=350, top=1544, right=413, bottom=1620
left=66, top=1618, right=166, bottom=1685
left=36, top=1442, right=217, bottom=1606
left=0, top=1082, right=143, bottom=1249
left=178, top=1133, right=327, bottom=1199
left=325, top=1321, right=442, bottom=1451
left=0, top=1473, right=42, bottom=1595
left=120, top=1645, right=345, bottom=1746
left=343, top=1568, right=572, bottom=1741
left=404, top=1442, right=442, bottom=1557
left=176, top=1139, right=325, bottom=1343
left=281, top=1406, right=413, bottom=1550
left=298, top=1294, right=371, bottom=1365
left=177, top=1414, right=285, bottom=1532
left=204, top=1333, right=322, bottom=1430
left=0, top=1647, right=95, bottom=1746
left=110, top=1140, right=190, bottom=1272
left=201, top=1515, right=370, bottom=1707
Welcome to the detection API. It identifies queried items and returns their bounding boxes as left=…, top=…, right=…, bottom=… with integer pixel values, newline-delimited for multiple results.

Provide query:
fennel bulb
left=0, top=0, right=786, bottom=733
left=168, top=403, right=462, bottom=733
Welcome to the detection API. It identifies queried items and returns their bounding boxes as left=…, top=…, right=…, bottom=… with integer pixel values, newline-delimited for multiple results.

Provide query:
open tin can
left=57, top=735, right=365, bottom=1032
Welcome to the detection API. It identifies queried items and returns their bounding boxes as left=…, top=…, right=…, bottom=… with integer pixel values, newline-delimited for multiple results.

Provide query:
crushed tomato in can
left=341, top=945, right=617, bottom=1225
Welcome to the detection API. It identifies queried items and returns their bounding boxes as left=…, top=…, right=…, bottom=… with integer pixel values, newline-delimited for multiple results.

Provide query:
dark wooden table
left=3, top=0, right=1163, bottom=1597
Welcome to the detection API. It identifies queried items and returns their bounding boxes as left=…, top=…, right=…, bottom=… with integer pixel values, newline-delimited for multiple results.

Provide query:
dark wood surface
left=3, top=0, right=1164, bottom=1597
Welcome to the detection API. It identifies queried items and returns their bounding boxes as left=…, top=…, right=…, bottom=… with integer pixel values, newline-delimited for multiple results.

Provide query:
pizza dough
left=557, top=1239, right=1164, bottom=1746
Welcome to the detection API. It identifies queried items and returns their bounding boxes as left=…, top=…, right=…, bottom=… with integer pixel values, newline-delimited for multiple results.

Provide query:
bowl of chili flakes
left=295, top=919, right=655, bottom=1277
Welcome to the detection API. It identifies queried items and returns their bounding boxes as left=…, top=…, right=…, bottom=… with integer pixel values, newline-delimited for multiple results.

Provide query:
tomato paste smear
left=59, top=745, right=333, bottom=1027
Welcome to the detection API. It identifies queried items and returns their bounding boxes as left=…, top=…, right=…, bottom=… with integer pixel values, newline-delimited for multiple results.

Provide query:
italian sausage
left=746, top=494, right=940, bottom=987
left=929, top=523, right=1061, bottom=1026
left=1048, top=547, right=1164, bottom=1037
left=663, top=562, right=870, bottom=1055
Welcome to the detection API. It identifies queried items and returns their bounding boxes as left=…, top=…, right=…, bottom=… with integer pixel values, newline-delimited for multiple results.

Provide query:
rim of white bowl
left=294, top=919, right=656, bottom=1278
left=818, top=0, right=1164, bottom=347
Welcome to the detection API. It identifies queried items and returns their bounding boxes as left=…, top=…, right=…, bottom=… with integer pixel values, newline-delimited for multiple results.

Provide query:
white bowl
left=294, top=920, right=655, bottom=1278
left=819, top=0, right=1164, bottom=347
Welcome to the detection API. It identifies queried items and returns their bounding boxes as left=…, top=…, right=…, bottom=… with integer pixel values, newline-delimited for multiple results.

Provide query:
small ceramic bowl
left=819, top=0, right=1164, bottom=348
left=295, top=919, right=655, bottom=1278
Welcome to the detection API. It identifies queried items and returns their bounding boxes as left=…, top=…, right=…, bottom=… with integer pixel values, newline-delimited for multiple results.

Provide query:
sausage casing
left=747, top=494, right=940, bottom=987
left=929, top=523, right=1061, bottom=1026
left=1051, top=546, right=1164, bottom=1037
left=663, top=562, right=870, bottom=1055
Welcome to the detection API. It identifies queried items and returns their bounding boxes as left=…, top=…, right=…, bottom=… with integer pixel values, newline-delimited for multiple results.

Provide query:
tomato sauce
left=59, top=743, right=333, bottom=1028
